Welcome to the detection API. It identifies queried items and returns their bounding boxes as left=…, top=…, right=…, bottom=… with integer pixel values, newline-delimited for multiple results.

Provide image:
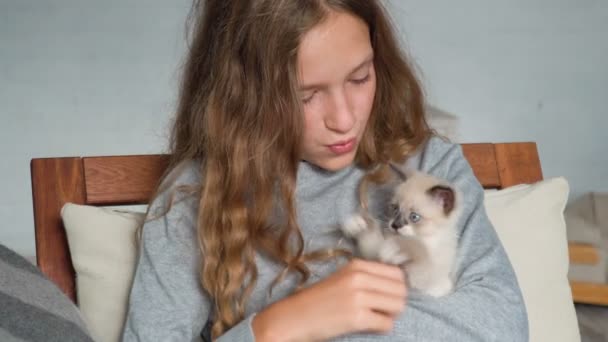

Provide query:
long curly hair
left=158, top=0, right=431, bottom=338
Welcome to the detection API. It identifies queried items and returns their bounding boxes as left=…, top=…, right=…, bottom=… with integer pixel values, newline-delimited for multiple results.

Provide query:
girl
left=122, top=0, right=528, bottom=341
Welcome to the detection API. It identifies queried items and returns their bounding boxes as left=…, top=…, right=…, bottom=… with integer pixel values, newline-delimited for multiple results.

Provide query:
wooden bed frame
left=30, top=142, right=608, bottom=305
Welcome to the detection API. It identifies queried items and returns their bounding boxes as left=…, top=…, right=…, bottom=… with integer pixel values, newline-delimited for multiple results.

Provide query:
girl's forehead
left=297, top=11, right=373, bottom=86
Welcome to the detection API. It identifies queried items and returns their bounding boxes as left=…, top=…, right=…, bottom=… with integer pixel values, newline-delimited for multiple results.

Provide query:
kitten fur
left=342, top=169, right=462, bottom=297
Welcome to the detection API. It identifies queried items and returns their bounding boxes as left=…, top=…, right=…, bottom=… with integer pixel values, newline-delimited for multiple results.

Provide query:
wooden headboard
left=31, top=142, right=601, bottom=305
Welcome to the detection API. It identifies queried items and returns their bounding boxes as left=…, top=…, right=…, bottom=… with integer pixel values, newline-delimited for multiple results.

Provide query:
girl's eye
left=351, top=74, right=370, bottom=85
left=302, top=91, right=317, bottom=105
left=409, top=212, right=421, bottom=223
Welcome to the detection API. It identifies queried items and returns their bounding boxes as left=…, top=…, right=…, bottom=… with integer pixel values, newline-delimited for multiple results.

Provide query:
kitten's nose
left=391, top=216, right=407, bottom=230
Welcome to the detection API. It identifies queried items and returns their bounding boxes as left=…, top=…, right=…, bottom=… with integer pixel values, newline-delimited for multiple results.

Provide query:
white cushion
left=61, top=203, right=144, bottom=342
left=484, top=177, right=580, bottom=342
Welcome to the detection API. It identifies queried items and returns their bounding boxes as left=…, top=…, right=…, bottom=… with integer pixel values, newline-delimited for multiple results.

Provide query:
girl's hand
left=252, top=259, right=407, bottom=341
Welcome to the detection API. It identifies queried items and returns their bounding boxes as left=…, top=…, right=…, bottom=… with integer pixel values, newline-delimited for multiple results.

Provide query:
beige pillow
left=61, top=203, right=145, bottom=342
left=61, top=177, right=580, bottom=342
left=484, top=177, right=580, bottom=342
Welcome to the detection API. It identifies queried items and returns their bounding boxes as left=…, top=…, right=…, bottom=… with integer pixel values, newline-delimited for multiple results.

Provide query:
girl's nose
left=324, top=90, right=355, bottom=133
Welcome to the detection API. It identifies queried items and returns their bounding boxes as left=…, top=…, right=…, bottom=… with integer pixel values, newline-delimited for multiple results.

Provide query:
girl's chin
left=311, top=153, right=357, bottom=172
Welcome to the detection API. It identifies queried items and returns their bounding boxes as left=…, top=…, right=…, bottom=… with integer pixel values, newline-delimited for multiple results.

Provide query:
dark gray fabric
left=0, top=244, right=94, bottom=342
left=0, top=244, right=39, bottom=276
left=575, top=304, right=608, bottom=342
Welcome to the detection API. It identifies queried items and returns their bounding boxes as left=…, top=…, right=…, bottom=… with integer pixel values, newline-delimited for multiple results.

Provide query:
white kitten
left=342, top=169, right=461, bottom=297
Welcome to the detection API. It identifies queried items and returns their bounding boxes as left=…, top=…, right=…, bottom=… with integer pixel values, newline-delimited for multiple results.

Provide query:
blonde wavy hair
left=155, top=0, right=431, bottom=338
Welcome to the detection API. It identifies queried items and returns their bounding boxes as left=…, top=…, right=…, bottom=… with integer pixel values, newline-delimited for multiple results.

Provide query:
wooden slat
left=31, top=158, right=85, bottom=302
left=571, top=281, right=608, bottom=306
left=83, top=155, right=169, bottom=205
left=461, top=143, right=501, bottom=188
left=494, top=142, right=543, bottom=188
left=569, top=243, right=601, bottom=265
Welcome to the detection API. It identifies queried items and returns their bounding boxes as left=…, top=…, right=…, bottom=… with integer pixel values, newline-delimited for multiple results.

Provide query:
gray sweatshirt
left=122, top=137, right=529, bottom=341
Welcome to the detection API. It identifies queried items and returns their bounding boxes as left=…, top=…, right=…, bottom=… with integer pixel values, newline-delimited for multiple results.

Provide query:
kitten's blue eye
left=409, top=212, right=421, bottom=223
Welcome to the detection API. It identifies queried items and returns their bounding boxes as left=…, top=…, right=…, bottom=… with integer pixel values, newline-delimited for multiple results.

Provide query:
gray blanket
left=0, top=244, right=93, bottom=342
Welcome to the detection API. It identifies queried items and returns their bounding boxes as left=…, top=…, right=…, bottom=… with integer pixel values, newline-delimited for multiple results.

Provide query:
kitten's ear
left=388, top=163, right=407, bottom=181
left=427, top=185, right=456, bottom=215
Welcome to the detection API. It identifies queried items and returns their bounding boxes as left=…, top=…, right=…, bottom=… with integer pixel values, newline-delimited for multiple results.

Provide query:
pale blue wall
left=387, top=0, right=608, bottom=199
left=1, top=0, right=607, bottom=257
left=0, top=0, right=190, bottom=257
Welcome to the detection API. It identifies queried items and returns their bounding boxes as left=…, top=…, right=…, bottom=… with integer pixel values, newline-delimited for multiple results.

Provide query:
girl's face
left=297, top=11, right=376, bottom=172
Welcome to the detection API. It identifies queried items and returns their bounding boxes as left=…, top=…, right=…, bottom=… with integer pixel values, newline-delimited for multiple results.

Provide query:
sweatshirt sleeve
left=335, top=137, right=529, bottom=342
left=121, top=164, right=257, bottom=342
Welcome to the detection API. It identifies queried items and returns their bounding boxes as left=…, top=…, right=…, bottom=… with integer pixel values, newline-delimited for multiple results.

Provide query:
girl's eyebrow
left=299, top=53, right=374, bottom=91
left=349, top=54, right=374, bottom=75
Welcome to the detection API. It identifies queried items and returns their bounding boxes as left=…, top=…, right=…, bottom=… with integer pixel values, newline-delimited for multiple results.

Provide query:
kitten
left=341, top=169, right=461, bottom=297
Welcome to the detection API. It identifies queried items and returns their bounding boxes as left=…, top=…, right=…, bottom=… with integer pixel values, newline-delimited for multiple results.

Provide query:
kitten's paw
left=379, top=239, right=409, bottom=265
left=341, top=214, right=368, bottom=237
left=425, top=278, right=453, bottom=298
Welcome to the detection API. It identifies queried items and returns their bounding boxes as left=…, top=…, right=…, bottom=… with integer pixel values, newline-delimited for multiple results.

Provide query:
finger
left=359, top=290, right=406, bottom=316
left=345, top=260, right=407, bottom=295
left=348, top=259, right=405, bottom=281
left=346, top=271, right=407, bottom=299
left=354, top=310, right=395, bottom=334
